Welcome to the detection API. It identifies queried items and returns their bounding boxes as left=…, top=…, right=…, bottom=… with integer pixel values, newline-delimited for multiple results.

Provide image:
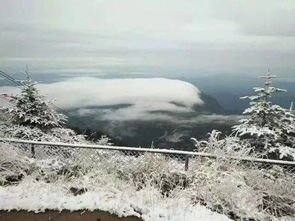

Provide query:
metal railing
left=1, top=137, right=295, bottom=172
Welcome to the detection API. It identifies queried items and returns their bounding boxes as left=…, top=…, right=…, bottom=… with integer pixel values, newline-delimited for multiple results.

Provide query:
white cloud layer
left=41, top=77, right=202, bottom=107
left=1, top=78, right=203, bottom=121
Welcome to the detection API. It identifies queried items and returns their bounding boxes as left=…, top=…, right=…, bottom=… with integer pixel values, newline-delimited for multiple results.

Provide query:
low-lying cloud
left=185, top=114, right=242, bottom=125
left=1, top=77, right=204, bottom=121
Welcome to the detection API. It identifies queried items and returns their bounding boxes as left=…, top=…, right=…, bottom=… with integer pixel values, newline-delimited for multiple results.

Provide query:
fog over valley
left=1, top=76, right=244, bottom=148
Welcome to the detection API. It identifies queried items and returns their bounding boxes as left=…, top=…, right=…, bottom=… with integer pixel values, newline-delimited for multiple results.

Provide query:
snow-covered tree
left=0, top=71, right=87, bottom=145
left=233, top=71, right=295, bottom=160
left=0, top=70, right=113, bottom=148
left=2, top=71, right=66, bottom=129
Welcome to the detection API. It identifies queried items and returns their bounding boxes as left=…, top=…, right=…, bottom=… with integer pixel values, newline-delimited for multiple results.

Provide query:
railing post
left=184, top=155, right=189, bottom=171
left=31, top=144, right=35, bottom=158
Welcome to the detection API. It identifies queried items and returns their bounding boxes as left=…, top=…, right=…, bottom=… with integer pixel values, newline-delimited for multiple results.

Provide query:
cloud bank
left=1, top=77, right=245, bottom=132
left=1, top=77, right=203, bottom=121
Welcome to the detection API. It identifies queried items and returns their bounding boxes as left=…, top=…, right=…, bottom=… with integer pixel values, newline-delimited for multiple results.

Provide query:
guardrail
left=0, top=137, right=295, bottom=171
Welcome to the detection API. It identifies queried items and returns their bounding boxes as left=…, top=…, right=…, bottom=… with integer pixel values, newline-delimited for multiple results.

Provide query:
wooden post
left=31, top=144, right=35, bottom=158
left=185, top=155, right=189, bottom=171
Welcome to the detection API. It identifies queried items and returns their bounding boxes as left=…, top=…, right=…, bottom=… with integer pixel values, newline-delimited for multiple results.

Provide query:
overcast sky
left=1, top=0, right=295, bottom=75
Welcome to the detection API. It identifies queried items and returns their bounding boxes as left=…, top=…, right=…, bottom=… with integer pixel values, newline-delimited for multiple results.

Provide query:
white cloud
left=39, top=77, right=202, bottom=107
left=1, top=78, right=248, bottom=124
left=1, top=77, right=203, bottom=120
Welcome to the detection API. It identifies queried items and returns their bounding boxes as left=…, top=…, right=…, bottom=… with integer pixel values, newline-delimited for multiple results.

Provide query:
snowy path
left=0, top=181, right=231, bottom=221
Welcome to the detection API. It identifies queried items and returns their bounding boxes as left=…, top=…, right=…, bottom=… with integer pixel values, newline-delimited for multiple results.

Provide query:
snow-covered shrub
left=0, top=141, right=58, bottom=185
left=0, top=123, right=86, bottom=143
left=0, top=123, right=88, bottom=159
left=233, top=73, right=295, bottom=160
left=45, top=148, right=187, bottom=195
left=70, top=135, right=112, bottom=164
left=187, top=159, right=295, bottom=220
left=0, top=142, right=34, bottom=185
left=189, top=131, right=295, bottom=220
left=124, top=153, right=187, bottom=193
left=1, top=132, right=294, bottom=221
left=191, top=130, right=253, bottom=157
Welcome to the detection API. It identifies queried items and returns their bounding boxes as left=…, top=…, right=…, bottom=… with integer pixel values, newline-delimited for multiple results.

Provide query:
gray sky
left=1, top=0, right=295, bottom=75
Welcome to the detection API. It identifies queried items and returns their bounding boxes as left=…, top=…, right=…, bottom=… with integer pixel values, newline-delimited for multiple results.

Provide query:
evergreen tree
left=0, top=70, right=112, bottom=160
left=0, top=70, right=87, bottom=146
left=233, top=70, right=295, bottom=160
left=2, top=71, right=66, bottom=130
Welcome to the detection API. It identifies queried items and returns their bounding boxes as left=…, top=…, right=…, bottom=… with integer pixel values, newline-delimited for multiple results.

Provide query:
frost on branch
left=1, top=71, right=66, bottom=129
left=0, top=70, right=90, bottom=146
left=233, top=71, right=295, bottom=160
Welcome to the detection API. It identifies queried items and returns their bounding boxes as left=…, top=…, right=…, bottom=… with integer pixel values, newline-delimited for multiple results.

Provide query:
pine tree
left=0, top=70, right=113, bottom=160
left=2, top=70, right=66, bottom=130
left=233, top=70, right=295, bottom=160
left=0, top=70, right=88, bottom=147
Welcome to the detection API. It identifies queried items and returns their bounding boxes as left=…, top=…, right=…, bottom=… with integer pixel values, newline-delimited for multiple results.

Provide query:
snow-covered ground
left=1, top=142, right=294, bottom=221
left=0, top=180, right=231, bottom=221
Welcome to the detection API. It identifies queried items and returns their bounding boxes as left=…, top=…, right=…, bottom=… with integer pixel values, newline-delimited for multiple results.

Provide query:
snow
left=0, top=180, right=231, bottom=221
left=1, top=71, right=294, bottom=221
left=2, top=135, right=294, bottom=221
left=233, top=74, right=295, bottom=160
